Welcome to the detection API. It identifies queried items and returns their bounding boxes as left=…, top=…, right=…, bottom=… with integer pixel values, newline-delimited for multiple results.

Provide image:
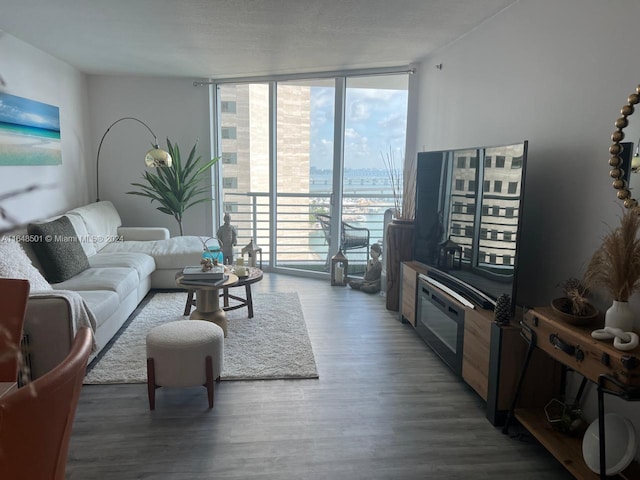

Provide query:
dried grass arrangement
left=381, top=147, right=416, bottom=221
left=557, top=278, right=592, bottom=316
left=584, top=207, right=640, bottom=302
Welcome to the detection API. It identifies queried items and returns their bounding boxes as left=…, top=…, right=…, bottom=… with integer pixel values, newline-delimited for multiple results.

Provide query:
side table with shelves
left=504, top=306, right=640, bottom=479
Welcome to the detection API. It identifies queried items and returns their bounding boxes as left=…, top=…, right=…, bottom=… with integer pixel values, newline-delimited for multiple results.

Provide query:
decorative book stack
left=180, top=266, right=228, bottom=286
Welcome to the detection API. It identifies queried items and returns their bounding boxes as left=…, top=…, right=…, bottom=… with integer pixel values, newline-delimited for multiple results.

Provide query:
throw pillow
left=0, top=237, right=52, bottom=292
left=27, top=216, right=90, bottom=283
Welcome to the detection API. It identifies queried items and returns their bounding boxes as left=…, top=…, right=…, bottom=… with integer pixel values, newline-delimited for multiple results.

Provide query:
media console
left=400, top=260, right=559, bottom=425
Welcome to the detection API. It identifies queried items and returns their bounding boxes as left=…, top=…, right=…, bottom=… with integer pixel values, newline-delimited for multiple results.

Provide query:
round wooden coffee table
left=221, top=267, right=264, bottom=318
left=179, top=267, right=264, bottom=320
left=175, top=273, right=238, bottom=337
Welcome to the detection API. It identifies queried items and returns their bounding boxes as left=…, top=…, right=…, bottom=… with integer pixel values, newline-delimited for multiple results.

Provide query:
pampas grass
left=380, top=147, right=416, bottom=221
left=584, top=207, right=640, bottom=302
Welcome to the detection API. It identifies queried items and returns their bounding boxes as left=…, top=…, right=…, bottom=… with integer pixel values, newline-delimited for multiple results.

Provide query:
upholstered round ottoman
left=146, top=320, right=224, bottom=410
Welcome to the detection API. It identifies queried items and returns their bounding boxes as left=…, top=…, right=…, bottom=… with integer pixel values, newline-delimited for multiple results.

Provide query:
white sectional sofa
left=2, top=201, right=210, bottom=379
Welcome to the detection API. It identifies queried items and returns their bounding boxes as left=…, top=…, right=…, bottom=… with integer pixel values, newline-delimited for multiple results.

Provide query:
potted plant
left=381, top=147, right=417, bottom=310
left=584, top=207, right=640, bottom=332
left=127, top=139, right=219, bottom=236
left=550, top=277, right=598, bottom=324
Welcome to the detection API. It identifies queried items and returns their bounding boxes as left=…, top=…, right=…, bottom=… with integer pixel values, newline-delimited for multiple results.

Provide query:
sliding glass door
left=275, top=79, right=336, bottom=270
left=343, top=75, right=409, bottom=272
left=214, top=70, right=409, bottom=276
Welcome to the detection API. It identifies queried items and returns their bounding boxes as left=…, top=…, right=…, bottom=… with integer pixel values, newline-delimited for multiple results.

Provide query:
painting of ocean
left=0, top=92, right=61, bottom=165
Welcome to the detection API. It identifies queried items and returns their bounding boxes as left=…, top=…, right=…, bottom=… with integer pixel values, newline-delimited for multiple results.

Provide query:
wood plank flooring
left=66, top=274, right=572, bottom=479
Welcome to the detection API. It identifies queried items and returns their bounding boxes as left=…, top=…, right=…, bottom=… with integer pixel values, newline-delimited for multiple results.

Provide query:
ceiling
left=0, top=0, right=517, bottom=80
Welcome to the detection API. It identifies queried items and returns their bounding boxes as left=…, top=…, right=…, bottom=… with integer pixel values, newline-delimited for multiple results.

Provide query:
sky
left=310, top=86, right=408, bottom=171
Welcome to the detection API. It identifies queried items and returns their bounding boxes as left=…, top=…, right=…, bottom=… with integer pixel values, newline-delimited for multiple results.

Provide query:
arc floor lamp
left=95, top=116, right=172, bottom=202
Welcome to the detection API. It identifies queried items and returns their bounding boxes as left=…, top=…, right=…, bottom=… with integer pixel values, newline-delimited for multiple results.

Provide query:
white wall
left=0, top=33, right=90, bottom=229
left=87, top=76, right=214, bottom=237
left=412, top=0, right=640, bottom=309
left=408, top=0, right=640, bottom=451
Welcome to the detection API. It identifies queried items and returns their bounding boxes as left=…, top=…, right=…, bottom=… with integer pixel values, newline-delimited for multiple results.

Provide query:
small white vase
left=604, top=301, right=635, bottom=332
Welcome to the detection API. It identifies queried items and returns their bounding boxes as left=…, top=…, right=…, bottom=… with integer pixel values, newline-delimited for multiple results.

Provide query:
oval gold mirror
left=610, top=84, right=640, bottom=208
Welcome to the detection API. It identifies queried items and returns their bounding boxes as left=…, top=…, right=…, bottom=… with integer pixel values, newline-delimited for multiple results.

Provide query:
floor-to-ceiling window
left=342, top=75, right=409, bottom=269
left=275, top=79, right=335, bottom=269
left=213, top=69, right=409, bottom=276
left=217, top=83, right=270, bottom=262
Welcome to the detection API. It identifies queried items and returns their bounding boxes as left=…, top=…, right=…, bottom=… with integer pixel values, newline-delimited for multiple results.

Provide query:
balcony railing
left=224, top=191, right=396, bottom=275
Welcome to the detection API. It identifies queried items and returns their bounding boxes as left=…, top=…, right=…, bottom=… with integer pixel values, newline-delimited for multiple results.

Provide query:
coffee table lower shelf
left=515, top=408, right=640, bottom=479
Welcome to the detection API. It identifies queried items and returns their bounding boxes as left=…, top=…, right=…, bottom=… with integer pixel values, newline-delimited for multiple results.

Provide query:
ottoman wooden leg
left=147, top=357, right=157, bottom=410
left=205, top=355, right=214, bottom=408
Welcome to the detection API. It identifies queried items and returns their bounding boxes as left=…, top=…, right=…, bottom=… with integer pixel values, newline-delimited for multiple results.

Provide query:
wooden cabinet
left=399, top=261, right=428, bottom=326
left=400, top=261, right=559, bottom=425
left=462, top=308, right=491, bottom=399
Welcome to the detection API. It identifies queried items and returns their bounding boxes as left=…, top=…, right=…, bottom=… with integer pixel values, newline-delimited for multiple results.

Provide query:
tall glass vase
left=385, top=219, right=415, bottom=311
left=604, top=300, right=635, bottom=332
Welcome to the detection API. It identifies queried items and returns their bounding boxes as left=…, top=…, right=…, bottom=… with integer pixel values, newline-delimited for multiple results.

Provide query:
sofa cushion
left=100, top=236, right=205, bottom=269
left=67, top=201, right=122, bottom=252
left=88, top=252, right=155, bottom=281
left=0, top=237, right=52, bottom=292
left=52, top=267, right=138, bottom=302
left=74, top=290, right=120, bottom=329
left=27, top=216, right=90, bottom=283
left=64, top=212, right=97, bottom=256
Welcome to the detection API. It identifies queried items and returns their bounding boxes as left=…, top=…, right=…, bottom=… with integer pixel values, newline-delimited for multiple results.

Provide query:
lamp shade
left=145, top=147, right=172, bottom=167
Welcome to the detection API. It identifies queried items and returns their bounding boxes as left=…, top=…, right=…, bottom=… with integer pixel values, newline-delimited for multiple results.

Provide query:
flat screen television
left=413, top=141, right=528, bottom=311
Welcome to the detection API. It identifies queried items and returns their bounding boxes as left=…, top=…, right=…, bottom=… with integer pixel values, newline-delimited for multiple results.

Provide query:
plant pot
left=550, top=297, right=600, bottom=325
left=385, top=219, right=415, bottom=311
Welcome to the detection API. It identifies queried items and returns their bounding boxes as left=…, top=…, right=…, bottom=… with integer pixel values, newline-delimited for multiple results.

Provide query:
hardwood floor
left=66, top=274, right=572, bottom=479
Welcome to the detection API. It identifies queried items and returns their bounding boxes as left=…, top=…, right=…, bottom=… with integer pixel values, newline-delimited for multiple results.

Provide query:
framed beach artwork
left=0, top=92, right=61, bottom=165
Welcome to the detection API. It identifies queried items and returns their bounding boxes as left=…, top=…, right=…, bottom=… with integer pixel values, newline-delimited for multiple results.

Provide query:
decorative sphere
left=629, top=93, right=640, bottom=105
left=621, top=104, right=635, bottom=116
left=609, top=156, right=622, bottom=167
left=624, top=198, right=638, bottom=208
left=636, top=85, right=640, bottom=94
left=613, top=179, right=626, bottom=189
left=610, top=168, right=623, bottom=179
left=610, top=143, right=623, bottom=155
left=616, top=117, right=629, bottom=129
left=618, top=189, right=631, bottom=200
left=612, top=130, right=625, bottom=142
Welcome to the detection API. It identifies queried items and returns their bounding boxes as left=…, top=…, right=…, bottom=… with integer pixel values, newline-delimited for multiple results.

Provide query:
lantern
left=331, top=248, right=348, bottom=286
left=241, top=239, right=263, bottom=268
left=438, top=237, right=462, bottom=270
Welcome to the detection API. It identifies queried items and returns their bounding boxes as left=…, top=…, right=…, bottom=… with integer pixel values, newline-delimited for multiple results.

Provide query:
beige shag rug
left=84, top=291, right=318, bottom=383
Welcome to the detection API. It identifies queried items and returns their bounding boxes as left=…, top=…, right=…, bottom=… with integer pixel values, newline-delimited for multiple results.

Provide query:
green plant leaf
left=127, top=138, right=219, bottom=234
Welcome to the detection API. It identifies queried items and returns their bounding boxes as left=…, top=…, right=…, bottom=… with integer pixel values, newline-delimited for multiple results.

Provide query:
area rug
left=84, top=291, right=318, bottom=384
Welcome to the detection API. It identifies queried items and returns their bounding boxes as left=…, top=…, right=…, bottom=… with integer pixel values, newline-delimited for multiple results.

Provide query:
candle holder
left=331, top=248, right=348, bottom=286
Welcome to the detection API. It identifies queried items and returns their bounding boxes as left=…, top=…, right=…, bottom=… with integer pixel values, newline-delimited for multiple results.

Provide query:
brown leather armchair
left=0, top=278, right=30, bottom=382
left=0, top=326, right=93, bottom=480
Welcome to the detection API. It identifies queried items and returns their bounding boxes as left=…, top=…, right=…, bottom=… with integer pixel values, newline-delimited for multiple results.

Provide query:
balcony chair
left=0, top=278, right=30, bottom=383
left=0, top=326, right=93, bottom=480
left=316, top=213, right=370, bottom=269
